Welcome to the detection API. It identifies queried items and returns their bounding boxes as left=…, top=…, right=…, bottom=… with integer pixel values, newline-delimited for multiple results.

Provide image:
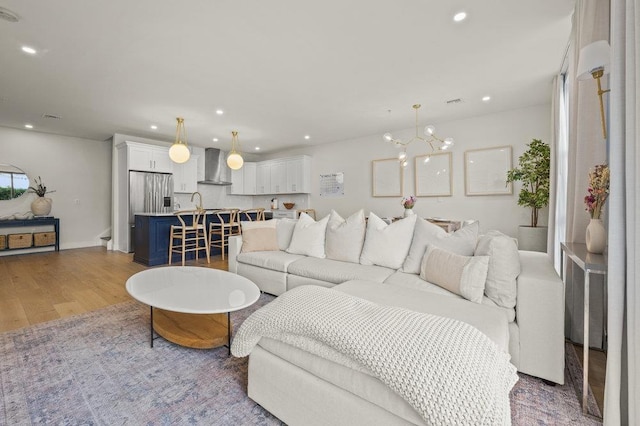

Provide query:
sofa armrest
left=515, top=251, right=565, bottom=384
left=228, top=235, right=243, bottom=273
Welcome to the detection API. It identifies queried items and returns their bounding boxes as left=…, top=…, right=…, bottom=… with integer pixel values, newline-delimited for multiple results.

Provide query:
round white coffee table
left=126, top=266, right=260, bottom=352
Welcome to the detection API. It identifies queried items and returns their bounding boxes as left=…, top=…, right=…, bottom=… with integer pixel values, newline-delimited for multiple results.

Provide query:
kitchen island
left=133, top=211, right=257, bottom=266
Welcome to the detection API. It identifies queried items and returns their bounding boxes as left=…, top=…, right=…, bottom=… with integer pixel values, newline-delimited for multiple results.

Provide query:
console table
left=560, top=242, right=607, bottom=417
left=0, top=217, right=60, bottom=252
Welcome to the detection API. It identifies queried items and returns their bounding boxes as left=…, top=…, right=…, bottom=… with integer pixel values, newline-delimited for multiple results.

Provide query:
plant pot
left=517, top=226, right=548, bottom=252
left=403, top=208, right=415, bottom=218
left=586, top=218, right=606, bottom=254
left=31, top=197, right=52, bottom=216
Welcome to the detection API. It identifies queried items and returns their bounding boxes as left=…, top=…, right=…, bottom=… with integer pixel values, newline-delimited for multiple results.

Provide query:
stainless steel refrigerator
left=128, top=171, right=174, bottom=252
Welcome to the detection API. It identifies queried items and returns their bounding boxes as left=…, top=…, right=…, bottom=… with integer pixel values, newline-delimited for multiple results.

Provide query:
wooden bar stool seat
left=208, top=209, right=240, bottom=260
left=168, top=210, right=210, bottom=265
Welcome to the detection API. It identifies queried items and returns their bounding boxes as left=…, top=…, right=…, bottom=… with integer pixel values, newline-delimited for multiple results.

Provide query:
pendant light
left=227, top=130, right=244, bottom=170
left=169, top=117, right=191, bottom=163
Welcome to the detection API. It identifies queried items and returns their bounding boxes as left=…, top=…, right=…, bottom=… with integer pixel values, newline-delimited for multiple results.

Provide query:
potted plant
left=28, top=176, right=55, bottom=216
left=505, top=139, right=550, bottom=252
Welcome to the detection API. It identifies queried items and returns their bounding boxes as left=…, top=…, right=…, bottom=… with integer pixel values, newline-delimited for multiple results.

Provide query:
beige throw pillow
left=420, top=245, right=489, bottom=304
left=325, top=209, right=366, bottom=263
left=402, top=219, right=479, bottom=274
left=240, top=220, right=279, bottom=252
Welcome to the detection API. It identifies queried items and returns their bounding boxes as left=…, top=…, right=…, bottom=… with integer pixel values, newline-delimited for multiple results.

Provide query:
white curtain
left=604, top=1, right=640, bottom=424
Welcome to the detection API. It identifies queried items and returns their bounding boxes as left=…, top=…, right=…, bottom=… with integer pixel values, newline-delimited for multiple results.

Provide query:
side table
left=560, top=242, right=607, bottom=417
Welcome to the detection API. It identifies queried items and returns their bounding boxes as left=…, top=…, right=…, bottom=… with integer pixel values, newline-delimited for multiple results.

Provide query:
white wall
left=261, top=104, right=551, bottom=237
left=0, top=126, right=112, bottom=248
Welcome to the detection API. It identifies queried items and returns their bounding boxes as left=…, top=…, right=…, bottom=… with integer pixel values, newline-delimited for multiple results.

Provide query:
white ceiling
left=0, top=1, right=574, bottom=153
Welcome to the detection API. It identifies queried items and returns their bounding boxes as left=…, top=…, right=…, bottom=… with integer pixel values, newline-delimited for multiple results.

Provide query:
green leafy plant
left=506, top=139, right=550, bottom=227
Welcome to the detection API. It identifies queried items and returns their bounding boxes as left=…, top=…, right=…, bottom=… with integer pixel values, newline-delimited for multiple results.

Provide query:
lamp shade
left=577, top=40, right=611, bottom=80
left=227, top=152, right=244, bottom=170
left=169, top=143, right=190, bottom=163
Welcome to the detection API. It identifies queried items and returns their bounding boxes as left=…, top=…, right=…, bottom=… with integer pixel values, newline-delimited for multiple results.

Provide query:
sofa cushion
left=237, top=250, right=305, bottom=273
left=420, top=245, right=489, bottom=304
left=240, top=220, right=279, bottom=253
left=288, top=257, right=395, bottom=284
left=359, top=212, right=416, bottom=269
left=325, top=209, right=366, bottom=264
left=383, top=271, right=516, bottom=322
left=402, top=219, right=479, bottom=274
left=335, top=280, right=511, bottom=351
left=286, top=213, right=329, bottom=258
left=276, top=218, right=298, bottom=251
left=475, top=230, right=520, bottom=309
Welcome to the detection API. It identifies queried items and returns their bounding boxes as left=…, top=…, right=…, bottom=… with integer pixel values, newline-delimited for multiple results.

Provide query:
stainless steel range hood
left=198, top=148, right=232, bottom=185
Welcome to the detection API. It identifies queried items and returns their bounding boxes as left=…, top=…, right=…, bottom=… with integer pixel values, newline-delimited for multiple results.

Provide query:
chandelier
left=169, top=117, right=191, bottom=163
left=383, top=104, right=454, bottom=167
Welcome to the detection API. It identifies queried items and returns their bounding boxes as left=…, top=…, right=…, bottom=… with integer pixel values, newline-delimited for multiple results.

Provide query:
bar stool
left=168, top=210, right=210, bottom=265
left=208, top=209, right=240, bottom=260
left=238, top=208, right=266, bottom=222
left=297, top=209, right=317, bottom=220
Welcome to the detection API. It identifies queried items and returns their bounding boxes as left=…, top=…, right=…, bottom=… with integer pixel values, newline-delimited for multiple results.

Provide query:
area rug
left=1, top=295, right=602, bottom=425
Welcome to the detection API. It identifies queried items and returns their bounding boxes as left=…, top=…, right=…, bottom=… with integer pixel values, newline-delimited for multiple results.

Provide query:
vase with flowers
left=28, top=176, right=55, bottom=216
left=584, top=164, right=610, bottom=253
left=401, top=195, right=417, bottom=218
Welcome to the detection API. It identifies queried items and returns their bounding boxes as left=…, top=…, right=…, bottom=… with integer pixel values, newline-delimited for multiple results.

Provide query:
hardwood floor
left=0, top=247, right=606, bottom=412
left=0, top=247, right=227, bottom=333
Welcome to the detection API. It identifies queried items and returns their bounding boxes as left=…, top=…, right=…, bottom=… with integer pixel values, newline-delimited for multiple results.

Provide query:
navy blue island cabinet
left=133, top=212, right=250, bottom=266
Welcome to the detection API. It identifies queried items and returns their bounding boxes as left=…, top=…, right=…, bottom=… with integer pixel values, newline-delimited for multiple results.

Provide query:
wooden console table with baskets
left=0, top=217, right=60, bottom=254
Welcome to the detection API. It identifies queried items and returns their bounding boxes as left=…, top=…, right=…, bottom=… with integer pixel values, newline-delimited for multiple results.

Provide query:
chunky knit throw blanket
left=232, top=285, right=519, bottom=425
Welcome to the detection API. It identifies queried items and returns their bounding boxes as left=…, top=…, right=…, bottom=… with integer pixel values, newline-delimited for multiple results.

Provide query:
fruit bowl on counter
left=283, top=202, right=296, bottom=210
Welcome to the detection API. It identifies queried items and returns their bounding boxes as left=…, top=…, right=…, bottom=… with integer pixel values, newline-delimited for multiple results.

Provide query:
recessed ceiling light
left=255, top=147, right=261, bottom=151
left=24, top=124, right=33, bottom=129
left=304, top=135, right=310, bottom=140
left=215, top=110, right=224, bottom=115
left=21, top=46, right=36, bottom=54
left=482, top=96, right=491, bottom=102
left=212, top=138, right=219, bottom=142
left=453, top=12, right=467, bottom=22
left=150, top=125, right=158, bottom=130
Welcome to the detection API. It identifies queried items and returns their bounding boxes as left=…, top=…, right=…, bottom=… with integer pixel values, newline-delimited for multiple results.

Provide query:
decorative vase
left=586, top=218, right=606, bottom=254
left=403, top=208, right=414, bottom=218
left=31, top=197, right=52, bottom=216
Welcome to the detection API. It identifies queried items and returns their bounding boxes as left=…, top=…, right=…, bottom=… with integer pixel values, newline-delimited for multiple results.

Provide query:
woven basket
left=8, top=233, right=32, bottom=249
left=34, top=232, right=56, bottom=247
left=0, top=235, right=6, bottom=250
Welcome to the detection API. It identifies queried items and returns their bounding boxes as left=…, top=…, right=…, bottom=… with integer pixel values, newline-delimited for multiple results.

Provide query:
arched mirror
left=0, top=164, right=30, bottom=201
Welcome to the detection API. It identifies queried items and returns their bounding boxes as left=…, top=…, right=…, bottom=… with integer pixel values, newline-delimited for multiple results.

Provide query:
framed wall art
left=372, top=158, right=403, bottom=197
left=464, top=146, right=513, bottom=196
left=415, top=152, right=452, bottom=197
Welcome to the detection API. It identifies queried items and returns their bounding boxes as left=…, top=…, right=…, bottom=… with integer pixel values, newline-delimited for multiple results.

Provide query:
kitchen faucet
left=190, top=191, right=203, bottom=210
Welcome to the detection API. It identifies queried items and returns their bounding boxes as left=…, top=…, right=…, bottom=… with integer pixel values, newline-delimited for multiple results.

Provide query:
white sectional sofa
left=228, top=211, right=565, bottom=425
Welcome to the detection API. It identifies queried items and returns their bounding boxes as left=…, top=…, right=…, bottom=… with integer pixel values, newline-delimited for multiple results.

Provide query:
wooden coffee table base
left=152, top=308, right=231, bottom=350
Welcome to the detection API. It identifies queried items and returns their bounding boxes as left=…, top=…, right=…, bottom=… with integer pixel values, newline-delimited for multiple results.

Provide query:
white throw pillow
left=286, top=213, right=329, bottom=258
left=402, top=219, right=479, bottom=274
left=325, top=209, right=366, bottom=264
left=475, top=230, right=520, bottom=309
left=420, top=245, right=489, bottom=304
left=276, top=218, right=298, bottom=250
left=359, top=212, right=417, bottom=269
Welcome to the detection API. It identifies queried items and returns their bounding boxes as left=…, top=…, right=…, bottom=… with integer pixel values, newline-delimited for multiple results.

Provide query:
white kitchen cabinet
left=243, top=162, right=257, bottom=194
left=127, top=142, right=173, bottom=173
left=286, top=156, right=311, bottom=193
left=271, top=209, right=298, bottom=219
left=229, top=162, right=257, bottom=195
left=173, top=155, right=199, bottom=193
left=256, top=162, right=271, bottom=194
left=269, top=160, right=287, bottom=194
